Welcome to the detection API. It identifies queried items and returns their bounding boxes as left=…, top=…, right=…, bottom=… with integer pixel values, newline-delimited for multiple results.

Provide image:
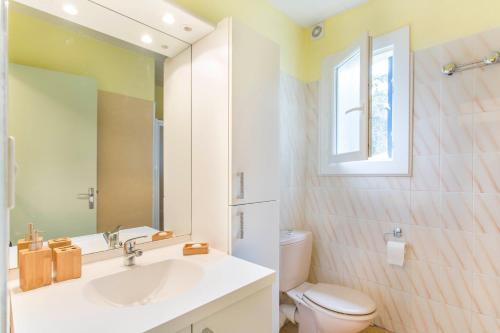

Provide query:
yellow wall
left=172, top=0, right=305, bottom=80
left=9, top=9, right=155, bottom=100
left=303, top=0, right=500, bottom=81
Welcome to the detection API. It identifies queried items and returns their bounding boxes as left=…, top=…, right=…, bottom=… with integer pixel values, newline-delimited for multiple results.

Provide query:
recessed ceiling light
left=141, top=34, right=153, bottom=44
left=162, top=13, right=175, bottom=25
left=62, top=4, right=78, bottom=16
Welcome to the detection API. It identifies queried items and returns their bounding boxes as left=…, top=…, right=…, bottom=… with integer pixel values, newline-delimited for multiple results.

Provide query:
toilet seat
left=302, top=283, right=376, bottom=318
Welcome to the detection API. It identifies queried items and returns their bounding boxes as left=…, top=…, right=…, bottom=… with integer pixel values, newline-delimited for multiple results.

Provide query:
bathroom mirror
left=7, top=0, right=208, bottom=268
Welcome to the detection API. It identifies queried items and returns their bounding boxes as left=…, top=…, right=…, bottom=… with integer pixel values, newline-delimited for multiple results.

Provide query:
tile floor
left=280, top=322, right=389, bottom=333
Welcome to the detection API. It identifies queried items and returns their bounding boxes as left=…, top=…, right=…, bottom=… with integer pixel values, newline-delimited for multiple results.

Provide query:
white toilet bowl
left=279, top=230, right=377, bottom=333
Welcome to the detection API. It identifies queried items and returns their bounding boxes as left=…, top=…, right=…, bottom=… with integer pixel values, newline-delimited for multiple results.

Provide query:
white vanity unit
left=9, top=244, right=274, bottom=333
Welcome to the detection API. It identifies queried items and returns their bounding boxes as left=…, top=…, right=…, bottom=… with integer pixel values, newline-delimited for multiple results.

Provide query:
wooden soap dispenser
left=19, top=228, right=52, bottom=291
left=17, top=223, right=42, bottom=265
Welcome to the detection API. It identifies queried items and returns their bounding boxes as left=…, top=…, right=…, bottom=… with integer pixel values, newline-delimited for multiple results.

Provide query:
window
left=319, top=27, right=411, bottom=175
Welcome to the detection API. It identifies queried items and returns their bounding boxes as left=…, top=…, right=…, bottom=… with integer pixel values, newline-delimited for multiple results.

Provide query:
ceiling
left=268, top=0, right=368, bottom=27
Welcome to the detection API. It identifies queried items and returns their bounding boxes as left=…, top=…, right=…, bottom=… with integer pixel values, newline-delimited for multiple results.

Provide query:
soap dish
left=183, top=243, right=209, bottom=256
left=152, top=230, right=173, bottom=241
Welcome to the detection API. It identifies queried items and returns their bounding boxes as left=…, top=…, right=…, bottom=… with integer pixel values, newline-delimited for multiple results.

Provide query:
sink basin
left=84, top=259, right=203, bottom=307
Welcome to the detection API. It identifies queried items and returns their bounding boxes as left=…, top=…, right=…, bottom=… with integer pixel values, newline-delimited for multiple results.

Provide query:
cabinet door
left=230, top=20, right=279, bottom=205
left=230, top=201, right=279, bottom=333
left=230, top=201, right=279, bottom=271
left=192, top=287, right=272, bottom=333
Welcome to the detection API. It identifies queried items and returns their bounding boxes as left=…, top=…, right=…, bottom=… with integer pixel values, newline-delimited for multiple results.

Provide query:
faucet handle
left=111, top=225, right=122, bottom=234
left=123, top=235, right=148, bottom=251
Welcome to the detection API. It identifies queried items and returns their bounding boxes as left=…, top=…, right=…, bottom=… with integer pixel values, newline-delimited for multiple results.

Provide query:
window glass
left=334, top=50, right=361, bottom=155
left=370, top=45, right=394, bottom=160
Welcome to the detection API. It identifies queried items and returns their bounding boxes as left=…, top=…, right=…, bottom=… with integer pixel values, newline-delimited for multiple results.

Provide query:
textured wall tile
left=439, top=266, right=473, bottom=309
left=440, top=114, right=473, bottom=154
left=414, top=116, right=440, bottom=156
left=471, top=313, right=500, bottom=333
left=441, top=71, right=475, bottom=115
left=408, top=225, right=443, bottom=264
left=434, top=302, right=472, bottom=333
left=440, top=154, right=473, bottom=192
left=440, top=229, right=474, bottom=271
left=441, top=192, right=473, bottom=231
left=475, top=65, right=500, bottom=113
left=408, top=260, right=444, bottom=302
left=474, top=193, right=500, bottom=233
left=473, top=153, right=500, bottom=193
left=472, top=274, right=500, bottom=317
left=474, top=233, right=500, bottom=275
left=414, top=82, right=440, bottom=120
left=474, top=111, right=500, bottom=153
left=412, top=155, right=440, bottom=191
left=409, top=296, right=440, bottom=333
left=411, top=191, right=441, bottom=227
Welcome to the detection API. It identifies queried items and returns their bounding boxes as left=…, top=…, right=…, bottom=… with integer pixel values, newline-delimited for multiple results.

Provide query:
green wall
left=9, top=64, right=98, bottom=242
left=8, top=9, right=155, bottom=101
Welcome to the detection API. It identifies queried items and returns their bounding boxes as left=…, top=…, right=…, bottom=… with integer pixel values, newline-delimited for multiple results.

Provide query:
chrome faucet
left=103, top=225, right=122, bottom=249
left=123, top=236, right=147, bottom=266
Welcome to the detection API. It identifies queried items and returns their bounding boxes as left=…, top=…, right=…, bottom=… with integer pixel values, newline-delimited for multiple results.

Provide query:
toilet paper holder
left=383, top=227, right=403, bottom=242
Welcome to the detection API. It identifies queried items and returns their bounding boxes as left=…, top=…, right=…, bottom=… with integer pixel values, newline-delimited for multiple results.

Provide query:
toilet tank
left=279, top=230, right=312, bottom=292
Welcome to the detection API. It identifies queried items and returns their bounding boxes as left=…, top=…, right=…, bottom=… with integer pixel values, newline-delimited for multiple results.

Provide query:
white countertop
left=10, top=244, right=275, bottom=333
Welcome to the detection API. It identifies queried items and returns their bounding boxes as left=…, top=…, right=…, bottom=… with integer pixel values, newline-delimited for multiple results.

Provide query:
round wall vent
left=311, top=23, right=324, bottom=40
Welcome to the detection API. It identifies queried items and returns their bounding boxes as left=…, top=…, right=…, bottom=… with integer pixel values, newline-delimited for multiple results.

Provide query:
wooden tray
left=183, top=243, right=209, bottom=256
left=152, top=230, right=173, bottom=241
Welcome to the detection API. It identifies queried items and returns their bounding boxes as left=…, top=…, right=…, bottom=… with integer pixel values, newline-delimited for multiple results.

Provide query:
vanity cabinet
left=191, top=17, right=280, bottom=332
left=192, top=287, right=272, bottom=333
left=147, top=286, right=272, bottom=333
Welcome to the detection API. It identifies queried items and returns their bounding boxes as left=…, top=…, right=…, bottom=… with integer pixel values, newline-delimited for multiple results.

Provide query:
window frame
left=319, top=33, right=370, bottom=165
left=319, top=26, right=411, bottom=176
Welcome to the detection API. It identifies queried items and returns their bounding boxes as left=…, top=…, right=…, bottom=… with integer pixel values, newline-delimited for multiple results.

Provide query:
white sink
left=84, top=259, right=203, bottom=307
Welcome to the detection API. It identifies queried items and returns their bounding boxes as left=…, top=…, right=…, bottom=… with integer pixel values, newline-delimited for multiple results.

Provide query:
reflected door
left=8, top=64, right=98, bottom=242
left=97, top=91, right=154, bottom=232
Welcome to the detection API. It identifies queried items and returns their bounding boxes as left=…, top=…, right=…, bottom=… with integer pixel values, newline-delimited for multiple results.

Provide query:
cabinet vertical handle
left=238, top=211, right=244, bottom=239
left=237, top=172, right=245, bottom=199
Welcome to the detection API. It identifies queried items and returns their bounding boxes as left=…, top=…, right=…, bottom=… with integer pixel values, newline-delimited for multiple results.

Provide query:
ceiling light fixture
left=141, top=34, right=153, bottom=44
left=162, top=13, right=175, bottom=25
left=62, top=4, right=78, bottom=15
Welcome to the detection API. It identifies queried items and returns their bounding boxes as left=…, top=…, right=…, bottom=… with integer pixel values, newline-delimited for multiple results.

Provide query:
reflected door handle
left=77, top=187, right=95, bottom=209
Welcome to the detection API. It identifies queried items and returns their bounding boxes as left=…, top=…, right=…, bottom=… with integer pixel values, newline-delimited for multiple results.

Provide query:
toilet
left=279, top=230, right=377, bottom=333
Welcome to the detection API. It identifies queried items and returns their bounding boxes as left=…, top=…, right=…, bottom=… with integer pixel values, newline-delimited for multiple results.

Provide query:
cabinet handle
left=237, top=172, right=245, bottom=199
left=202, top=329, right=214, bottom=333
left=238, top=211, right=244, bottom=239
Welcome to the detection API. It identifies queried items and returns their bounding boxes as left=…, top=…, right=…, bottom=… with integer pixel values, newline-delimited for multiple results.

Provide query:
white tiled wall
left=280, top=28, right=500, bottom=333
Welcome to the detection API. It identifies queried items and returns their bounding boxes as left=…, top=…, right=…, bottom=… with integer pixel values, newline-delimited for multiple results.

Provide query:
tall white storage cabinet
left=192, top=18, right=280, bottom=332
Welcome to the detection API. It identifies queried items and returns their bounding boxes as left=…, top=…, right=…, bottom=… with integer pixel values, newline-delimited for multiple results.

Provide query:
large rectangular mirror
left=7, top=0, right=205, bottom=268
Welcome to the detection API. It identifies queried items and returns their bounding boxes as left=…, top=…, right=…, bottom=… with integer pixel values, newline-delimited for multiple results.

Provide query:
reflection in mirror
left=8, top=2, right=192, bottom=267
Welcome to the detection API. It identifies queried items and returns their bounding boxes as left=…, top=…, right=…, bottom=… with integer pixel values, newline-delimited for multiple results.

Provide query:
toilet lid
left=303, top=283, right=376, bottom=315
